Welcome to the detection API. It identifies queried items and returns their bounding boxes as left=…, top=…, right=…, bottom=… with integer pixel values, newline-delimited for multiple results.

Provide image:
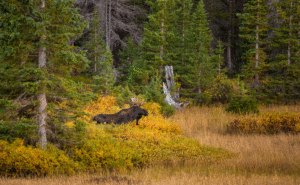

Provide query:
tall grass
left=1, top=105, right=300, bottom=184
left=172, top=105, right=300, bottom=176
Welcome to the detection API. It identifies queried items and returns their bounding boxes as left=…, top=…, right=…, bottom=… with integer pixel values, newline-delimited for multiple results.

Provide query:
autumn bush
left=226, top=112, right=300, bottom=134
left=225, top=94, right=259, bottom=114
left=70, top=96, right=233, bottom=170
left=0, top=96, right=234, bottom=176
left=0, top=139, right=79, bottom=176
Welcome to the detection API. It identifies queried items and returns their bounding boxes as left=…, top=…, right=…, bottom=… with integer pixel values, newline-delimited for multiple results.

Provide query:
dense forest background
left=72, top=0, right=300, bottom=105
left=1, top=0, right=300, bottom=150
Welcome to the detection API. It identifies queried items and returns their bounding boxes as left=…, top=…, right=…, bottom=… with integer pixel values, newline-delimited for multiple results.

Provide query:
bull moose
left=93, top=99, right=148, bottom=125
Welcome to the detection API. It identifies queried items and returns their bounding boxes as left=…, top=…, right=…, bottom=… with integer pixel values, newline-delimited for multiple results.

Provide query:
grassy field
left=1, top=105, right=300, bottom=184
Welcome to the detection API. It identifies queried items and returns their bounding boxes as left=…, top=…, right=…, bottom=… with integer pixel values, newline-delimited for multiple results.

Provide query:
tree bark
left=227, top=0, right=232, bottom=73
left=288, top=0, right=293, bottom=65
left=160, top=7, right=165, bottom=74
left=163, top=66, right=188, bottom=110
left=255, top=0, right=260, bottom=82
left=38, top=0, right=47, bottom=150
left=198, top=67, right=202, bottom=94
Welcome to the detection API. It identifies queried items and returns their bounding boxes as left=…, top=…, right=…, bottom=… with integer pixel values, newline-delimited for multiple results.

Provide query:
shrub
left=0, top=120, right=38, bottom=144
left=0, top=96, right=235, bottom=176
left=71, top=124, right=233, bottom=170
left=0, top=139, right=79, bottom=176
left=71, top=96, right=234, bottom=170
left=203, top=75, right=233, bottom=104
left=226, top=112, right=300, bottom=134
left=226, top=95, right=259, bottom=114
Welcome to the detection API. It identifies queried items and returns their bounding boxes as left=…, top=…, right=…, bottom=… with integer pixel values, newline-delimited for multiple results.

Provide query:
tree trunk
left=94, top=23, right=97, bottom=72
left=227, top=0, right=232, bottom=73
left=105, top=0, right=109, bottom=46
left=255, top=0, right=260, bottom=82
left=163, top=66, right=188, bottom=110
left=198, top=67, right=202, bottom=94
left=109, top=0, right=112, bottom=48
left=288, top=0, right=293, bottom=65
left=160, top=8, right=165, bottom=74
left=37, top=0, right=47, bottom=150
left=219, top=54, right=221, bottom=76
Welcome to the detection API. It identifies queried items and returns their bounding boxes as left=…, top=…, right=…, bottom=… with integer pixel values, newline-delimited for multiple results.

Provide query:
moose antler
left=131, top=97, right=145, bottom=107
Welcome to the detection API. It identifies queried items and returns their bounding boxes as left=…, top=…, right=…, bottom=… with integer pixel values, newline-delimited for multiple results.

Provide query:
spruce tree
left=237, top=0, right=269, bottom=85
left=139, top=0, right=177, bottom=76
left=181, top=0, right=214, bottom=102
left=174, top=0, right=193, bottom=65
left=269, top=0, right=300, bottom=101
left=118, top=36, right=140, bottom=84
left=0, top=0, right=90, bottom=148
left=92, top=46, right=115, bottom=95
left=85, top=10, right=106, bottom=74
left=212, top=40, right=226, bottom=76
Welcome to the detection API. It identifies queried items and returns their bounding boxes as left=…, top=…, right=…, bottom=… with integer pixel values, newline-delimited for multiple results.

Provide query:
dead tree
left=163, top=66, right=189, bottom=110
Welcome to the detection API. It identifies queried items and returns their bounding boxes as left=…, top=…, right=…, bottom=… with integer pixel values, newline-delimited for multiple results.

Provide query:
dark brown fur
left=93, top=106, right=148, bottom=125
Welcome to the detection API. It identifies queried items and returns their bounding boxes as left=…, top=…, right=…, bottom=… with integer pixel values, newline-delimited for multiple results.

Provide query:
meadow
left=1, top=104, right=300, bottom=185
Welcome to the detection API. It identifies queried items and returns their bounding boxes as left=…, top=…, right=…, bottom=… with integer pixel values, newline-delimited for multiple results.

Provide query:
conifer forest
left=1, top=0, right=300, bottom=182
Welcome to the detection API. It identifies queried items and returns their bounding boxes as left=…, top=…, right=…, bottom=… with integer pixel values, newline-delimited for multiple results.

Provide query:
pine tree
left=85, top=10, right=106, bottom=74
left=268, top=0, right=300, bottom=102
left=174, top=0, right=193, bottom=65
left=212, top=39, right=226, bottom=76
left=181, top=0, right=214, bottom=102
left=118, top=36, right=140, bottom=84
left=139, top=0, right=177, bottom=76
left=0, top=0, right=90, bottom=148
left=237, top=0, right=269, bottom=85
left=92, top=46, right=115, bottom=95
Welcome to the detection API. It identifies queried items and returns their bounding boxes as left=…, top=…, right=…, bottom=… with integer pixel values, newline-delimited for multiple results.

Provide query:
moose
left=93, top=98, right=148, bottom=125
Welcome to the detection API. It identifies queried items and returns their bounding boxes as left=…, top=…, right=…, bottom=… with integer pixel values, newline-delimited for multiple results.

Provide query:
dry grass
left=172, top=105, right=300, bottom=176
left=1, top=104, right=300, bottom=184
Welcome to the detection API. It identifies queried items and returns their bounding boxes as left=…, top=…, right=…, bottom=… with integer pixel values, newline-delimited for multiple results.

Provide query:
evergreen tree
left=85, top=10, right=106, bottom=74
left=0, top=0, right=91, bottom=148
left=174, top=0, right=193, bottom=65
left=139, top=0, right=177, bottom=76
left=267, top=0, right=300, bottom=102
left=237, top=0, right=269, bottom=85
left=181, top=0, right=214, bottom=102
left=118, top=36, right=140, bottom=84
left=212, top=39, right=226, bottom=76
left=92, top=46, right=115, bottom=95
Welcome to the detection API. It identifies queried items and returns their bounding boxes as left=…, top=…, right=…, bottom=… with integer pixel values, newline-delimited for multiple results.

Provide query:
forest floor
left=1, top=105, right=300, bottom=185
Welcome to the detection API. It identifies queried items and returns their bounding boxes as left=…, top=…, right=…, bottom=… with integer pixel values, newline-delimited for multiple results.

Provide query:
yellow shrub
left=0, top=139, right=79, bottom=176
left=67, top=96, right=233, bottom=170
left=138, top=115, right=182, bottom=134
left=227, top=112, right=300, bottom=134
left=142, top=102, right=161, bottom=115
left=82, top=95, right=121, bottom=122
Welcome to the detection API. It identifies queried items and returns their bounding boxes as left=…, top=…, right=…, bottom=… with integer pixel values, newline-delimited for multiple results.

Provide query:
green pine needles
left=0, top=0, right=92, bottom=148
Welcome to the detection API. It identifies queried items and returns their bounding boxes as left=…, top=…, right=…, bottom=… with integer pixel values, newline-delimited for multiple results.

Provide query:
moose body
left=93, top=106, right=148, bottom=125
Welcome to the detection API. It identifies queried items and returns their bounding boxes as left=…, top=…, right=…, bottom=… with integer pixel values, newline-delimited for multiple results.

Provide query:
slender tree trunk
left=219, top=54, right=221, bottom=76
left=182, top=3, right=185, bottom=64
left=255, top=0, right=260, bottom=82
left=227, top=0, right=232, bottom=73
left=38, top=0, right=47, bottom=150
left=198, top=67, right=202, bottom=94
left=95, top=24, right=97, bottom=72
left=109, top=0, right=112, bottom=48
left=105, top=0, right=108, bottom=46
left=296, top=13, right=300, bottom=62
left=288, top=0, right=293, bottom=65
left=160, top=8, right=165, bottom=74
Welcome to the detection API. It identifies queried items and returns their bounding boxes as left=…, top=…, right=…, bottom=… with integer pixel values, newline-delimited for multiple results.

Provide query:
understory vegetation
left=0, top=96, right=233, bottom=176
left=1, top=104, right=300, bottom=184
